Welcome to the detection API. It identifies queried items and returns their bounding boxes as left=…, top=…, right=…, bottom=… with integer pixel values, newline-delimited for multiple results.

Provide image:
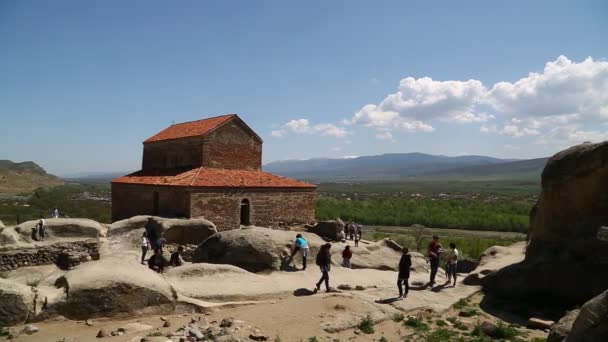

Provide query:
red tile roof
left=144, top=114, right=236, bottom=143
left=112, top=167, right=317, bottom=189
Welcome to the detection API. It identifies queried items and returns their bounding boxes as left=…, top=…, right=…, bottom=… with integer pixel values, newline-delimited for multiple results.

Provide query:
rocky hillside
left=0, top=160, right=63, bottom=194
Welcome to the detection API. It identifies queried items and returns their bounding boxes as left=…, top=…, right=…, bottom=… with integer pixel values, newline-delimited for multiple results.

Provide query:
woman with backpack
left=315, top=243, right=332, bottom=292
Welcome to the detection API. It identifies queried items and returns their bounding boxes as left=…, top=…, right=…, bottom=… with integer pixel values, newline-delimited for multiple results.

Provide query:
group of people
left=140, top=219, right=184, bottom=274
left=344, top=222, right=363, bottom=246
left=289, top=232, right=459, bottom=298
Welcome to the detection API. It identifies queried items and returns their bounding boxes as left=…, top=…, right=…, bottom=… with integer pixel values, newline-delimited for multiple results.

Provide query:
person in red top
left=427, top=235, right=443, bottom=287
left=342, top=246, right=353, bottom=268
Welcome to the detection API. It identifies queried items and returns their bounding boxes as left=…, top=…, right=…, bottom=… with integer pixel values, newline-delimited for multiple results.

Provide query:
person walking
left=398, top=247, right=412, bottom=299
left=427, top=235, right=443, bottom=287
left=37, top=217, right=47, bottom=241
left=51, top=208, right=59, bottom=218
left=342, top=245, right=352, bottom=268
left=446, top=242, right=459, bottom=287
left=291, top=234, right=310, bottom=270
left=315, top=243, right=332, bottom=292
left=140, top=231, right=150, bottom=264
left=354, top=229, right=360, bottom=247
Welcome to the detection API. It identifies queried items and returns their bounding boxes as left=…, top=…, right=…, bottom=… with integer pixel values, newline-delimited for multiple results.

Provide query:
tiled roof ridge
left=168, top=113, right=236, bottom=127
left=111, top=166, right=316, bottom=189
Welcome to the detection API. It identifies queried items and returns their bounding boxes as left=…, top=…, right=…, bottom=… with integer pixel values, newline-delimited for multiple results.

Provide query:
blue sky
left=1, top=0, right=607, bottom=175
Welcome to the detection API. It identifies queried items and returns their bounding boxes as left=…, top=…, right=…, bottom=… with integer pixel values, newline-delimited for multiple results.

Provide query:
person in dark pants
left=315, top=243, right=332, bottom=292
left=147, top=248, right=165, bottom=273
left=170, top=246, right=184, bottom=267
left=427, top=235, right=443, bottom=287
left=398, top=247, right=412, bottom=299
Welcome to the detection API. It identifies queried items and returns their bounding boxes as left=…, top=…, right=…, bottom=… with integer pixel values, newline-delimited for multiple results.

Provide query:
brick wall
left=111, top=184, right=190, bottom=221
left=202, top=120, right=262, bottom=170
left=142, top=136, right=204, bottom=170
left=189, top=189, right=316, bottom=230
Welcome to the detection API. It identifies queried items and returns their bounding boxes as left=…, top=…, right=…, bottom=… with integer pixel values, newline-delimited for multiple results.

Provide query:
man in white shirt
left=446, top=242, right=459, bottom=287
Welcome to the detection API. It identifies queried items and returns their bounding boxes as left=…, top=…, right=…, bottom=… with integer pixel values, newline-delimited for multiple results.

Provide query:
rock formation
left=52, top=257, right=176, bottom=319
left=483, top=141, right=608, bottom=305
left=0, top=278, right=35, bottom=326
left=109, top=215, right=217, bottom=245
left=192, top=227, right=326, bottom=272
left=548, top=289, right=608, bottom=341
left=306, top=219, right=345, bottom=241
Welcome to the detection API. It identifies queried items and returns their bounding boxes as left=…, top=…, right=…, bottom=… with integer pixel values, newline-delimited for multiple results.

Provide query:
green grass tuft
left=358, top=315, right=375, bottom=334
left=404, top=316, right=430, bottom=332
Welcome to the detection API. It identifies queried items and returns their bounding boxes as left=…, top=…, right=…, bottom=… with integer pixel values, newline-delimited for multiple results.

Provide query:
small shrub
left=446, top=316, right=458, bottom=324
left=404, top=316, right=429, bottom=332
left=146, top=331, right=162, bottom=337
left=358, top=315, right=375, bottom=334
left=471, top=320, right=482, bottom=336
left=494, top=321, right=518, bottom=339
left=453, top=320, right=468, bottom=331
left=459, top=307, right=478, bottom=317
left=334, top=304, right=346, bottom=311
left=355, top=285, right=365, bottom=291
left=379, top=336, right=388, bottom=342
left=308, top=337, right=318, bottom=342
left=392, top=313, right=404, bottom=322
left=453, top=298, right=469, bottom=309
left=274, top=336, right=282, bottom=342
left=436, top=319, right=447, bottom=327
left=425, top=328, right=456, bottom=342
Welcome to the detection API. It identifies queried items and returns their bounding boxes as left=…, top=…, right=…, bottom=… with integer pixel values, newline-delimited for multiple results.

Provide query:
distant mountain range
left=59, top=152, right=548, bottom=184
left=0, top=160, right=64, bottom=194
left=263, top=153, right=548, bottom=182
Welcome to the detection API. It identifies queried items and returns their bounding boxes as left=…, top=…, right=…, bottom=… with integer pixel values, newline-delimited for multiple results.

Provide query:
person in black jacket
left=315, top=243, right=332, bottom=292
left=398, top=247, right=412, bottom=299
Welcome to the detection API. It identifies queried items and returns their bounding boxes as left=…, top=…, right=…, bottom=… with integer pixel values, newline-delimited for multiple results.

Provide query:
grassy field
left=317, top=179, right=540, bottom=197
left=0, top=183, right=111, bottom=225
left=317, top=197, right=533, bottom=233
left=363, top=225, right=526, bottom=260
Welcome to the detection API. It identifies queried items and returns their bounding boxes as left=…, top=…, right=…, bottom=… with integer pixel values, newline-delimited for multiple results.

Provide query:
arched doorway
left=240, top=199, right=250, bottom=226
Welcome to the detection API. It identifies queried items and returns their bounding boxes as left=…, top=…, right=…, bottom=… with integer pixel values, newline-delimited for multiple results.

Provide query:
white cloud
left=546, top=124, right=608, bottom=145
left=500, top=125, right=540, bottom=137
left=375, top=131, right=395, bottom=142
left=349, top=77, right=486, bottom=134
left=272, top=119, right=350, bottom=138
left=348, top=56, right=608, bottom=146
left=480, top=124, right=497, bottom=133
left=487, top=56, right=608, bottom=120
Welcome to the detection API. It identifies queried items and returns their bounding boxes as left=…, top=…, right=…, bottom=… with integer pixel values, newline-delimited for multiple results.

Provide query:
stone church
left=111, top=114, right=317, bottom=230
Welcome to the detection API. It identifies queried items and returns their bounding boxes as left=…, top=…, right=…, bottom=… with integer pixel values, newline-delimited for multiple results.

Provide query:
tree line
left=316, top=197, right=531, bottom=233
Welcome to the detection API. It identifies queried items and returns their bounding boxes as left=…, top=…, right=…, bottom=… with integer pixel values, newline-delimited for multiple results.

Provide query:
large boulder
left=0, top=220, right=4, bottom=229
left=307, top=219, right=345, bottom=241
left=160, top=218, right=217, bottom=245
left=329, top=239, right=428, bottom=272
left=547, top=309, right=580, bottom=342
left=11, top=218, right=106, bottom=243
left=52, top=257, right=176, bottom=319
left=109, top=216, right=217, bottom=246
left=548, top=289, right=608, bottom=342
left=0, top=278, right=35, bottom=326
left=483, top=142, right=608, bottom=305
left=463, top=242, right=525, bottom=285
left=108, top=215, right=156, bottom=236
left=192, top=227, right=325, bottom=272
